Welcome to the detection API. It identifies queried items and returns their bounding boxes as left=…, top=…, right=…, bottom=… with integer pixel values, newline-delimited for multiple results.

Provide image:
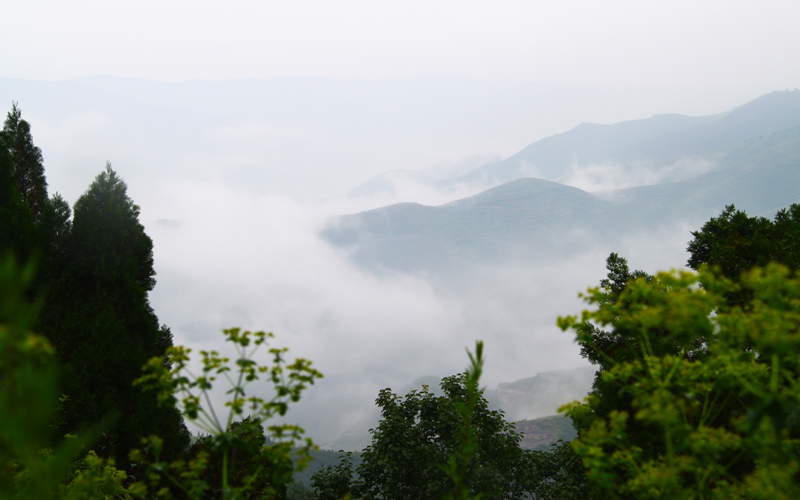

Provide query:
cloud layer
left=142, top=177, right=694, bottom=446
left=1, top=78, right=703, bottom=447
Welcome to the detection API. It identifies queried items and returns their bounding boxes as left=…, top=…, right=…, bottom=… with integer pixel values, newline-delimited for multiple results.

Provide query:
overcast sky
left=2, top=0, right=799, bottom=446
left=2, top=0, right=798, bottom=87
left=3, top=0, right=799, bottom=197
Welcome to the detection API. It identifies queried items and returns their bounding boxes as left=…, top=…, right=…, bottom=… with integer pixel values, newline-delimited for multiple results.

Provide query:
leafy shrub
left=560, top=264, right=800, bottom=498
left=132, top=328, right=323, bottom=499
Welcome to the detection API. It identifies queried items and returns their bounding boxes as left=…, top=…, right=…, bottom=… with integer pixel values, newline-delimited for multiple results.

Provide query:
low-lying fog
left=2, top=78, right=715, bottom=447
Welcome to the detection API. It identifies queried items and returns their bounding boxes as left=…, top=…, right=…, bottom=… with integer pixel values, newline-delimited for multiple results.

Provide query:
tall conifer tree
left=1, top=104, right=48, bottom=222
left=1, top=104, right=187, bottom=464
left=0, top=145, right=36, bottom=259
left=51, top=163, right=188, bottom=463
left=0, top=104, right=67, bottom=275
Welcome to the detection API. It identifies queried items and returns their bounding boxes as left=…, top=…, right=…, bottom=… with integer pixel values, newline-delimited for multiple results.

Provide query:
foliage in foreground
left=0, top=255, right=322, bottom=499
left=0, top=258, right=88, bottom=499
left=130, top=328, right=323, bottom=499
left=560, top=263, right=800, bottom=498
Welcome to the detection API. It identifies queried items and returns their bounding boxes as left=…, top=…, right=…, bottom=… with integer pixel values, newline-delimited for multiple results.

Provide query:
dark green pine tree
left=0, top=140, right=37, bottom=259
left=0, top=103, right=67, bottom=280
left=1, top=104, right=49, bottom=223
left=39, top=193, right=72, bottom=274
left=48, top=163, right=188, bottom=464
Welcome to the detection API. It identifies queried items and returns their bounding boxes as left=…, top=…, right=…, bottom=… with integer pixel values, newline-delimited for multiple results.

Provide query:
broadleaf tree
left=559, top=263, right=800, bottom=498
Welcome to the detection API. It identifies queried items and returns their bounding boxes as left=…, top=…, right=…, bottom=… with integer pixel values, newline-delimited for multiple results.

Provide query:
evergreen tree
left=39, top=193, right=72, bottom=275
left=0, top=104, right=67, bottom=283
left=0, top=142, right=36, bottom=259
left=48, top=163, right=188, bottom=464
left=1, top=104, right=48, bottom=223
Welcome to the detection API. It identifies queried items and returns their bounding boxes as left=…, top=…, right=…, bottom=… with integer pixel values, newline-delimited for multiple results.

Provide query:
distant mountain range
left=324, top=91, right=800, bottom=274
left=445, top=89, right=800, bottom=188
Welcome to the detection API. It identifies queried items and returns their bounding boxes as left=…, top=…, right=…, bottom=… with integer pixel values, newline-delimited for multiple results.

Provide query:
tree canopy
left=1, top=104, right=48, bottom=223
left=688, top=203, right=800, bottom=278
left=47, top=163, right=188, bottom=463
left=560, top=262, right=800, bottom=498
left=311, top=371, right=532, bottom=499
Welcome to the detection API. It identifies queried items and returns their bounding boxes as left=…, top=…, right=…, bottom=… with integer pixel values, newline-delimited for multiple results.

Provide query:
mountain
left=323, top=92, right=800, bottom=274
left=487, top=366, right=595, bottom=422
left=444, top=90, right=800, bottom=190
left=515, top=415, right=577, bottom=450
left=323, top=178, right=620, bottom=273
left=620, top=124, right=800, bottom=221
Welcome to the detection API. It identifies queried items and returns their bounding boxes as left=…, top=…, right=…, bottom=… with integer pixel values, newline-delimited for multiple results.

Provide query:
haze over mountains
left=308, top=89, right=800, bottom=448
left=448, top=90, right=800, bottom=188
left=325, top=90, right=800, bottom=275
left=3, top=78, right=798, bottom=451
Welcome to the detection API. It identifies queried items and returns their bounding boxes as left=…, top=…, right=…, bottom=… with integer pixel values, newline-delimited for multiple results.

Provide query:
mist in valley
left=3, top=1, right=799, bottom=454
left=0, top=78, right=732, bottom=448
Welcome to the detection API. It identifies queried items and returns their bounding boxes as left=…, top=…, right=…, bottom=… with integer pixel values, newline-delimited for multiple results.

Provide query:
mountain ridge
left=324, top=91, right=800, bottom=275
left=441, top=89, right=800, bottom=189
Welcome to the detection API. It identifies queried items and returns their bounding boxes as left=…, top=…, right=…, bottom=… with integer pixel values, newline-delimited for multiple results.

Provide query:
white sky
left=4, top=0, right=800, bottom=200
left=2, top=0, right=798, bottom=88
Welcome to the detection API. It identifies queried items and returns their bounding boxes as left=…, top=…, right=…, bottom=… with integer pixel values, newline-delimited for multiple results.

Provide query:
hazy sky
left=3, top=0, right=799, bottom=87
left=3, top=0, right=799, bottom=199
left=2, top=0, right=799, bottom=446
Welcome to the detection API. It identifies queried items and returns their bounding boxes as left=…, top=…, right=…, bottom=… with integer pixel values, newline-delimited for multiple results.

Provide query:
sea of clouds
left=3, top=78, right=701, bottom=447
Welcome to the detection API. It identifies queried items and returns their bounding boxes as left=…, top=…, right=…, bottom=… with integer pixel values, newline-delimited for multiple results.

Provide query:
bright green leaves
left=0, top=258, right=99, bottom=499
left=136, top=327, right=322, bottom=439
left=560, top=264, right=800, bottom=498
left=133, top=327, right=322, bottom=499
left=60, top=452, right=132, bottom=500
